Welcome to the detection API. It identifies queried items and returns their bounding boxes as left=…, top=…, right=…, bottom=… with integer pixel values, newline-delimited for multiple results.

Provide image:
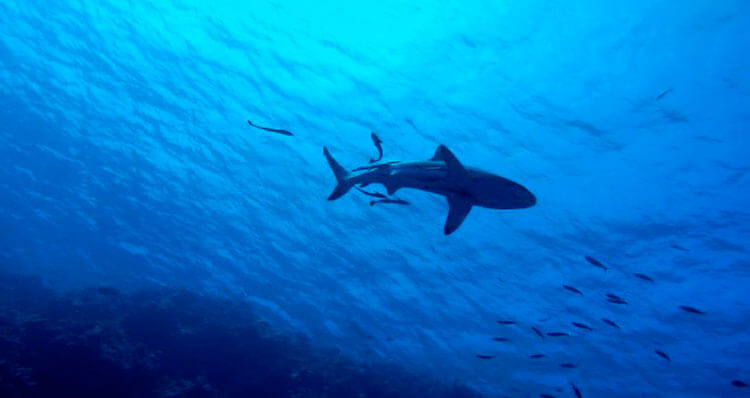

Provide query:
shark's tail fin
left=323, top=146, right=352, bottom=201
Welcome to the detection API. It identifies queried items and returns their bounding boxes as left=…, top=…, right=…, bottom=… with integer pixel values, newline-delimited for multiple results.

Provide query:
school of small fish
left=474, top=248, right=746, bottom=397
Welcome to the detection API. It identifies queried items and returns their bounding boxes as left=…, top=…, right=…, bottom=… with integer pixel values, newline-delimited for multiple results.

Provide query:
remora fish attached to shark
left=323, top=144, right=536, bottom=235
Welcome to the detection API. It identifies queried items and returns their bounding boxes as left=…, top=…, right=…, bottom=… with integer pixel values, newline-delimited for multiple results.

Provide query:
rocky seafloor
left=0, top=271, right=479, bottom=398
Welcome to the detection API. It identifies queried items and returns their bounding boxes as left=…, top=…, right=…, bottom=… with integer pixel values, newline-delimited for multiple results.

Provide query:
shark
left=323, top=142, right=536, bottom=235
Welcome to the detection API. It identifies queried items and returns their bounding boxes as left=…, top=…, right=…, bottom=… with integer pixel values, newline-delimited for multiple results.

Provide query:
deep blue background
left=1, top=1, right=749, bottom=396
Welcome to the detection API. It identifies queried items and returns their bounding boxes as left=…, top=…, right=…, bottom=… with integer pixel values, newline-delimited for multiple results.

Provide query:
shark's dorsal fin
left=436, top=145, right=470, bottom=180
left=430, top=147, right=445, bottom=161
left=444, top=194, right=473, bottom=235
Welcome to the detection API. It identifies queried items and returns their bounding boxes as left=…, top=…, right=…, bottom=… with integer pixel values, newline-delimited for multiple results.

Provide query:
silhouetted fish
left=530, top=354, right=546, bottom=359
left=247, top=120, right=294, bottom=136
left=585, top=256, right=608, bottom=271
left=671, top=244, right=689, bottom=252
left=633, top=273, right=654, bottom=282
left=355, top=186, right=388, bottom=199
left=606, top=293, right=627, bottom=304
left=601, top=318, right=620, bottom=329
left=679, top=305, right=705, bottom=315
left=547, top=332, right=569, bottom=337
left=352, top=160, right=399, bottom=172
left=497, top=320, right=516, bottom=325
left=531, top=326, right=544, bottom=340
left=560, top=363, right=577, bottom=368
left=656, top=87, right=673, bottom=100
left=370, top=198, right=410, bottom=206
left=563, top=285, right=583, bottom=295
left=540, top=394, right=556, bottom=398
left=655, top=350, right=671, bottom=362
left=732, top=380, right=748, bottom=388
left=571, top=383, right=583, bottom=398
left=572, top=322, right=593, bottom=331
left=369, top=131, right=383, bottom=163
left=492, top=337, right=510, bottom=342
left=476, top=354, right=495, bottom=359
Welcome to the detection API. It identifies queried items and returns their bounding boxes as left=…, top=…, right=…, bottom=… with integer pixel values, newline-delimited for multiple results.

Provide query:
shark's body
left=323, top=144, right=535, bottom=235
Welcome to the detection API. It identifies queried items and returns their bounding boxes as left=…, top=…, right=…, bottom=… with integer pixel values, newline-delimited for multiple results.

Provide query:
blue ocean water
left=1, top=0, right=749, bottom=396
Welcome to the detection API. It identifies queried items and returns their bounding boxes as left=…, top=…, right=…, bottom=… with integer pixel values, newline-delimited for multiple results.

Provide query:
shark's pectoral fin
left=444, top=195, right=473, bottom=235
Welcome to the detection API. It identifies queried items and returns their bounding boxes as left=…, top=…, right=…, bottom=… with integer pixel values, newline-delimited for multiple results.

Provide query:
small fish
left=572, top=322, right=593, bottom=331
left=633, top=273, right=654, bottom=282
left=732, top=380, right=748, bottom=388
left=531, top=326, right=544, bottom=340
left=476, top=354, right=495, bottom=359
left=585, top=256, right=608, bottom=271
left=605, top=293, right=623, bottom=301
left=369, top=131, right=383, bottom=163
left=540, top=394, right=556, bottom=398
left=352, top=160, right=399, bottom=172
left=247, top=120, right=294, bottom=136
left=601, top=318, right=620, bottom=329
left=656, top=87, right=673, bottom=100
left=355, top=186, right=388, bottom=199
left=370, top=198, right=410, bottom=206
left=530, top=354, right=546, bottom=359
left=671, top=244, right=689, bottom=252
left=547, top=332, right=569, bottom=337
left=560, top=363, right=577, bottom=368
left=607, top=298, right=628, bottom=305
left=563, top=285, right=583, bottom=295
left=571, top=383, right=583, bottom=398
left=492, top=337, right=510, bottom=342
left=497, top=320, right=517, bottom=325
left=679, top=305, right=705, bottom=315
left=655, top=350, right=671, bottom=362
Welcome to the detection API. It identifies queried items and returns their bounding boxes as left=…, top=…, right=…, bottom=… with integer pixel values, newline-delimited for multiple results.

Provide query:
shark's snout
left=526, top=190, right=536, bottom=207
left=518, top=185, right=536, bottom=208
left=473, top=176, right=536, bottom=210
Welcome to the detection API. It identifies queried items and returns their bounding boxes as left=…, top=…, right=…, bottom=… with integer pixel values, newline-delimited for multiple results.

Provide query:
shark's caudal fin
left=323, top=147, right=353, bottom=201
